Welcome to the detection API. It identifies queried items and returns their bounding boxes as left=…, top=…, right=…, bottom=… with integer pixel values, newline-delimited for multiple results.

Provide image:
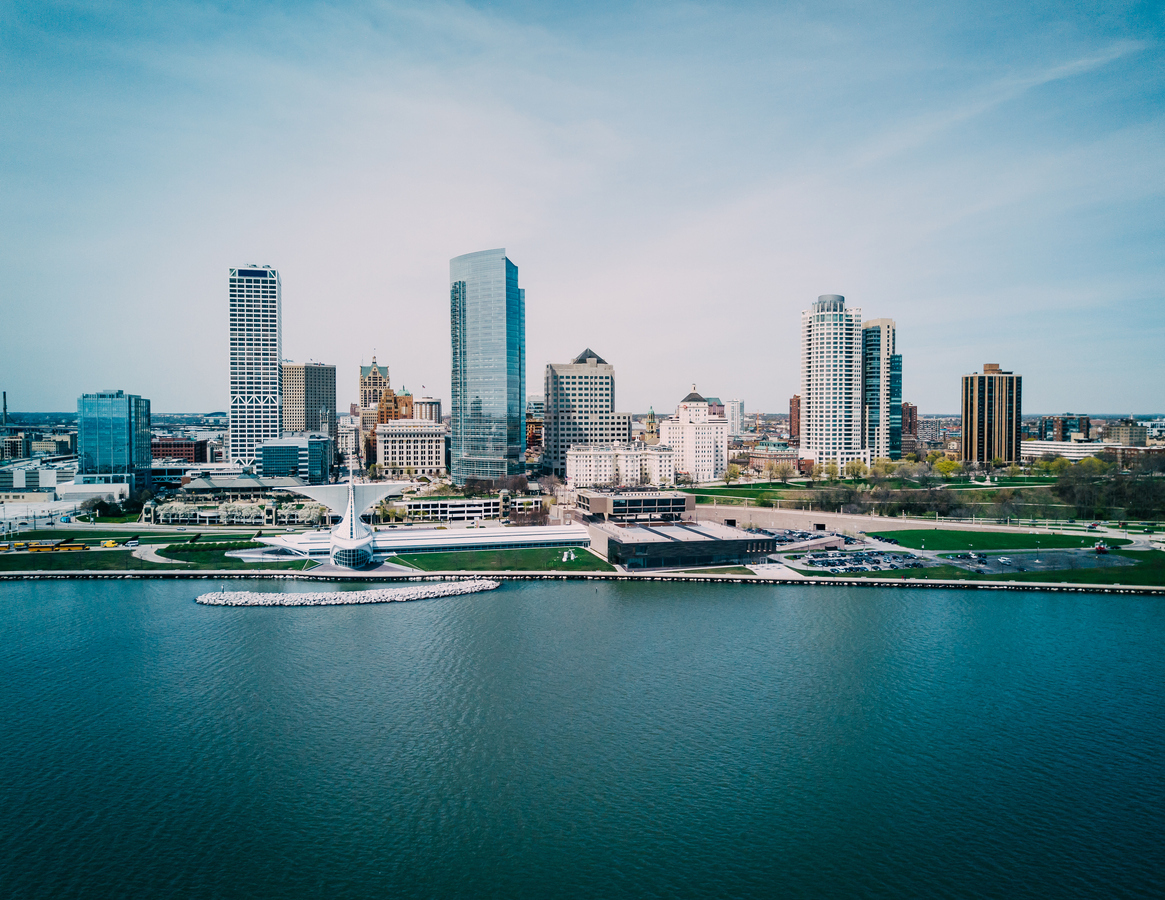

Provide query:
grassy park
left=867, top=529, right=1131, bottom=552
left=401, top=547, right=614, bottom=572
left=0, top=547, right=317, bottom=572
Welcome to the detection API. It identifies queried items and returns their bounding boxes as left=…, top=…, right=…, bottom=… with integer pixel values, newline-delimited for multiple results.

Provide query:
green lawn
left=0, top=548, right=316, bottom=572
left=402, top=547, right=614, bottom=572
left=686, top=485, right=793, bottom=498
left=868, top=529, right=1130, bottom=552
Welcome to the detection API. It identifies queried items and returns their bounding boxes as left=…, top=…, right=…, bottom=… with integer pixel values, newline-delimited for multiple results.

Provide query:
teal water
left=0, top=579, right=1162, bottom=898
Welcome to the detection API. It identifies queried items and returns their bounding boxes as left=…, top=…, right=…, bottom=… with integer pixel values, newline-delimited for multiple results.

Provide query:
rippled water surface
left=1, top=579, right=1162, bottom=898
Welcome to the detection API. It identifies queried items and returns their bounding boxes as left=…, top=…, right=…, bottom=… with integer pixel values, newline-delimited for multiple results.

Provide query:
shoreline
left=0, top=568, right=1161, bottom=595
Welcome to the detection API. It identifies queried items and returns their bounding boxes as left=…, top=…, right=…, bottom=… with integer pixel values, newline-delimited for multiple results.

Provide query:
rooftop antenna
left=2, top=391, right=6, bottom=426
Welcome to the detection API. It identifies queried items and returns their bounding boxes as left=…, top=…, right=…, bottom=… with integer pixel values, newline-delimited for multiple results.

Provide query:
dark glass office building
left=449, top=249, right=526, bottom=484
left=77, top=390, right=152, bottom=490
left=862, top=320, right=902, bottom=461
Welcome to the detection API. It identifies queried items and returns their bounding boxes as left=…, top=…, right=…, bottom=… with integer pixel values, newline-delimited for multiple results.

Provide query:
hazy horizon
left=3, top=1, right=1162, bottom=416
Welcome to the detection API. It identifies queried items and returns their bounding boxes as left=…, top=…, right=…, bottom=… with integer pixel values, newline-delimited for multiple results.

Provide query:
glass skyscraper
left=862, top=318, right=902, bottom=461
left=449, top=249, right=526, bottom=483
left=77, top=389, right=152, bottom=490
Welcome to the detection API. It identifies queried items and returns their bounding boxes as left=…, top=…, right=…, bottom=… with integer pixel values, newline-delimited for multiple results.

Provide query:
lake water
left=1, top=579, right=1162, bottom=898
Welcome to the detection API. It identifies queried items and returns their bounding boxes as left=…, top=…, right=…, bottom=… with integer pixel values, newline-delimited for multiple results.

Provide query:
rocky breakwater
left=196, top=579, right=501, bottom=607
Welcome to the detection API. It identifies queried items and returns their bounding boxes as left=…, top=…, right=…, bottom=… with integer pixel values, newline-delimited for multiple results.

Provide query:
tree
left=824, top=460, right=840, bottom=482
left=845, top=459, right=867, bottom=481
left=763, top=460, right=778, bottom=484
left=934, top=457, right=962, bottom=479
left=724, top=464, right=741, bottom=484
left=809, top=463, right=824, bottom=484
left=775, top=461, right=794, bottom=483
left=367, top=463, right=382, bottom=481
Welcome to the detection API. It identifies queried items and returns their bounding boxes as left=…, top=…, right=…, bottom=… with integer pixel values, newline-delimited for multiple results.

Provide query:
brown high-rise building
left=282, top=362, right=337, bottom=446
left=789, top=394, right=801, bottom=445
left=901, top=402, right=918, bottom=437
left=961, top=364, right=1021, bottom=464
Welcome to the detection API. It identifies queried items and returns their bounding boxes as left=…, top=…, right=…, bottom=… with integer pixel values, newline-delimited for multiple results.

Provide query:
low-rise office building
left=575, top=489, right=693, bottom=521
left=402, top=494, right=545, bottom=522
left=587, top=519, right=775, bottom=570
left=256, top=433, right=333, bottom=484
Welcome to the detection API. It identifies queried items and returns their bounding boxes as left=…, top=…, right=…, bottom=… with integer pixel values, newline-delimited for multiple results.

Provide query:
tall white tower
left=799, top=294, right=865, bottom=467
left=228, top=266, right=282, bottom=466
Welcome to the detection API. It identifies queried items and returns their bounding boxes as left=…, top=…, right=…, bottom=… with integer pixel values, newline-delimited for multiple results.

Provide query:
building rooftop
left=572, top=348, right=608, bottom=364
left=593, top=519, right=754, bottom=544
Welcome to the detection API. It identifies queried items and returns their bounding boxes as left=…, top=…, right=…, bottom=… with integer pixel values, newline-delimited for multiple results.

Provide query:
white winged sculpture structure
left=285, top=477, right=408, bottom=568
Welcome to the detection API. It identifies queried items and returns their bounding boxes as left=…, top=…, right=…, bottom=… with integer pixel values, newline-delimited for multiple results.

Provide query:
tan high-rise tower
left=961, top=363, right=1022, bottom=464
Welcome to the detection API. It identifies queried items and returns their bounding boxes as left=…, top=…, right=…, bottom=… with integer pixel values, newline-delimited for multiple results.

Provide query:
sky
left=2, top=0, right=1163, bottom=416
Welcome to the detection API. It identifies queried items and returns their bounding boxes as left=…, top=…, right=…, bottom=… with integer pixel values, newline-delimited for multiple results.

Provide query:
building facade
left=256, top=433, right=333, bottom=484
left=375, top=419, right=447, bottom=478
left=228, top=266, right=281, bottom=466
left=901, top=402, right=918, bottom=438
left=1105, top=420, right=1146, bottom=447
left=961, top=363, right=1022, bottom=464
left=413, top=397, right=442, bottom=422
left=862, top=318, right=903, bottom=461
left=789, top=394, right=800, bottom=445
left=565, top=441, right=675, bottom=488
left=725, top=399, right=744, bottom=436
left=449, top=248, right=526, bottom=483
left=282, top=362, right=337, bottom=446
left=543, top=349, right=632, bottom=477
left=77, top=389, right=152, bottom=489
left=658, top=388, right=730, bottom=483
left=799, top=294, right=865, bottom=467
left=151, top=438, right=209, bottom=463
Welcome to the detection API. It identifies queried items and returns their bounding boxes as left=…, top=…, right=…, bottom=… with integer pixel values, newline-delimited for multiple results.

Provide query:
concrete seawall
left=1, top=568, right=1161, bottom=595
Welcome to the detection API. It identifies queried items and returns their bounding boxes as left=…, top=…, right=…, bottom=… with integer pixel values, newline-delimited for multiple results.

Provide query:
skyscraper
left=725, top=399, right=744, bottom=436
left=282, top=362, right=337, bottom=446
left=799, top=294, right=865, bottom=467
left=961, top=363, right=1022, bottom=464
left=789, top=394, right=801, bottom=445
left=862, top=318, right=902, bottom=461
left=77, top=389, right=151, bottom=490
left=228, top=266, right=281, bottom=466
left=449, top=249, right=526, bottom=483
left=543, top=349, right=631, bottom=477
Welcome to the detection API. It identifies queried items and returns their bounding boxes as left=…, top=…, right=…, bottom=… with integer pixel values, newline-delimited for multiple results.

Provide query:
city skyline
left=2, top=2, right=1163, bottom=414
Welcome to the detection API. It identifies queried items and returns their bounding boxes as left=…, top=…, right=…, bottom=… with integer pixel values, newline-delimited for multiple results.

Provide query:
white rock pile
left=196, top=579, right=500, bottom=607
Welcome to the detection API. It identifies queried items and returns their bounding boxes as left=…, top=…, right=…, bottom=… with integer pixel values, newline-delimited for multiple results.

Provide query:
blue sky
left=2, top=0, right=1162, bottom=414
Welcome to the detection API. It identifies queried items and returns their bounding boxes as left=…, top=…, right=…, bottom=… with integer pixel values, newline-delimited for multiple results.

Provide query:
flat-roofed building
left=282, top=362, right=337, bottom=446
left=961, top=363, right=1022, bottom=464
left=565, top=441, right=675, bottom=488
left=77, top=389, right=152, bottom=490
left=256, top=432, right=333, bottom=484
left=151, top=438, right=209, bottom=463
left=375, top=419, right=447, bottom=478
left=587, top=519, right=774, bottom=569
left=228, top=266, right=281, bottom=466
left=402, top=494, right=544, bottom=522
left=413, top=397, right=442, bottom=422
left=575, top=489, right=694, bottom=521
